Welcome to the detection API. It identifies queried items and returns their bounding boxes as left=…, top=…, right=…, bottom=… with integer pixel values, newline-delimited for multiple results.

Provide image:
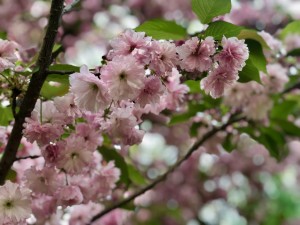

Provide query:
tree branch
left=0, top=0, right=65, bottom=185
left=283, top=82, right=300, bottom=94
left=88, top=115, right=245, bottom=224
left=14, top=155, right=41, bottom=161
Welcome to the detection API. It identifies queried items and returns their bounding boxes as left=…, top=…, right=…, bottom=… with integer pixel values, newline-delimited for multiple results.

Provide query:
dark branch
left=89, top=116, right=245, bottom=224
left=46, top=70, right=75, bottom=75
left=0, top=0, right=65, bottom=184
left=63, top=0, right=81, bottom=14
left=15, top=155, right=41, bottom=161
left=283, top=82, right=300, bottom=94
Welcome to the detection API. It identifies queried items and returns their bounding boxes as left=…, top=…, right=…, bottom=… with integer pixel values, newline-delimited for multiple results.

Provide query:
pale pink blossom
left=149, top=41, right=179, bottom=75
left=70, top=65, right=111, bottom=112
left=177, top=36, right=215, bottom=72
left=31, top=195, right=57, bottom=224
left=243, top=94, right=273, bottom=120
left=201, top=66, right=238, bottom=98
left=164, top=68, right=189, bottom=109
left=23, top=118, right=64, bottom=146
left=284, top=34, right=300, bottom=52
left=99, top=209, right=130, bottom=225
left=0, top=39, right=19, bottom=72
left=215, top=37, right=249, bottom=71
left=259, top=30, right=282, bottom=51
left=24, top=167, right=62, bottom=195
left=261, top=63, right=289, bottom=93
left=75, top=123, right=103, bottom=150
left=101, top=55, right=145, bottom=101
left=56, top=135, right=94, bottom=174
left=30, top=99, right=66, bottom=125
left=54, top=93, right=81, bottom=118
left=104, top=103, right=144, bottom=146
left=136, top=76, right=165, bottom=107
left=55, top=185, right=83, bottom=207
left=42, top=143, right=62, bottom=167
left=107, top=29, right=151, bottom=64
left=69, top=202, right=103, bottom=225
left=0, top=181, right=31, bottom=224
left=94, top=161, right=120, bottom=199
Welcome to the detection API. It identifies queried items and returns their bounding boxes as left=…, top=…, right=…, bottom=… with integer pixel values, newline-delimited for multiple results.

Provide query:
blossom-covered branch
left=0, top=0, right=65, bottom=184
left=89, top=115, right=245, bottom=224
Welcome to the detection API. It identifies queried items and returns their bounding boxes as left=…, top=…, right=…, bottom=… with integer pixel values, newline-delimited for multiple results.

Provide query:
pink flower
left=57, top=135, right=94, bottom=174
left=23, top=118, right=64, bottom=146
left=24, top=167, right=62, bottom=195
left=164, top=68, right=189, bottom=110
left=136, top=76, right=165, bottom=107
left=261, top=63, right=289, bottom=93
left=284, top=34, right=300, bottom=52
left=104, top=103, right=144, bottom=146
left=94, top=161, right=120, bottom=199
left=0, top=181, right=31, bottom=224
left=55, top=185, right=83, bottom=207
left=42, top=143, right=61, bottom=167
left=70, top=65, right=111, bottom=112
left=107, top=29, right=151, bottom=64
left=75, top=123, right=103, bottom=150
left=201, top=66, right=238, bottom=98
left=31, top=195, right=57, bottom=224
left=215, top=37, right=249, bottom=71
left=259, top=30, right=282, bottom=51
left=54, top=93, right=81, bottom=119
left=101, top=55, right=145, bottom=101
left=0, top=39, right=19, bottom=72
left=69, top=202, right=103, bottom=225
left=177, top=36, right=215, bottom=72
left=99, top=209, right=130, bottom=225
left=149, top=41, right=179, bottom=75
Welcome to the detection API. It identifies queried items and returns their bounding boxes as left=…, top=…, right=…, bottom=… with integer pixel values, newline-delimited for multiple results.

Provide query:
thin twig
left=63, top=0, right=81, bottom=14
left=46, top=70, right=75, bottom=75
left=15, top=155, right=41, bottom=161
left=0, top=0, right=65, bottom=185
left=88, top=116, right=245, bottom=224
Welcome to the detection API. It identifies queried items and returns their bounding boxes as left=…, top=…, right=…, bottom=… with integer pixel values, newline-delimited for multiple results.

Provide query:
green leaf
left=135, top=19, right=187, bottom=40
left=287, top=48, right=300, bottom=57
left=273, top=119, right=300, bottom=137
left=191, top=0, right=231, bottom=24
left=41, top=74, right=70, bottom=99
left=49, top=64, right=80, bottom=72
left=184, top=80, right=201, bottom=93
left=0, top=32, right=7, bottom=39
left=222, top=134, right=236, bottom=152
left=238, top=58, right=261, bottom=83
left=169, top=103, right=206, bottom=125
left=238, top=29, right=269, bottom=49
left=127, top=164, right=147, bottom=185
left=246, top=40, right=267, bottom=73
left=0, top=106, right=13, bottom=126
left=280, top=21, right=300, bottom=39
left=204, top=21, right=243, bottom=40
left=257, top=127, right=286, bottom=160
left=5, top=169, right=17, bottom=182
left=271, top=100, right=297, bottom=119
left=98, top=146, right=130, bottom=185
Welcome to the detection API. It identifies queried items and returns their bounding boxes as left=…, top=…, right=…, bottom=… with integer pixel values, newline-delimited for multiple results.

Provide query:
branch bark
left=0, top=0, right=65, bottom=184
left=89, top=115, right=245, bottom=224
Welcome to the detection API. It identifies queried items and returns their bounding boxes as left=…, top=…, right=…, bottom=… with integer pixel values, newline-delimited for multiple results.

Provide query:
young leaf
left=191, top=0, right=231, bottom=24
left=238, top=29, right=269, bottom=49
left=0, top=106, right=13, bottom=126
left=204, top=21, right=243, bottom=40
left=280, top=21, right=300, bottom=39
left=135, top=19, right=187, bottom=40
left=238, top=58, right=261, bottom=83
left=127, top=164, right=147, bottom=185
left=184, top=80, right=201, bottom=93
left=40, top=74, right=70, bottom=99
left=98, top=146, right=130, bottom=186
left=246, top=40, right=267, bottom=73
